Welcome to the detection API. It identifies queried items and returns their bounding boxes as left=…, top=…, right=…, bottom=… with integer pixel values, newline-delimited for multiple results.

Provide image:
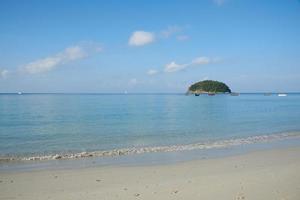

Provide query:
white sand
left=1, top=147, right=300, bottom=200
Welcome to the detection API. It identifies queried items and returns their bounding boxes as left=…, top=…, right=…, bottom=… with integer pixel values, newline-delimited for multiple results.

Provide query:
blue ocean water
left=0, top=93, right=300, bottom=158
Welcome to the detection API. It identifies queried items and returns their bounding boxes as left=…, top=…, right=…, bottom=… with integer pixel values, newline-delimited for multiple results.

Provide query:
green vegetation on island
left=187, top=80, right=231, bottom=94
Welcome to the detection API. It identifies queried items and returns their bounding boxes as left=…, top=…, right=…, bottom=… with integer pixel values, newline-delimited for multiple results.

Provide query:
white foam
left=1, top=132, right=299, bottom=162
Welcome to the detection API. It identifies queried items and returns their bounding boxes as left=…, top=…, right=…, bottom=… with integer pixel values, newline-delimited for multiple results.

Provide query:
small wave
left=1, top=132, right=300, bottom=162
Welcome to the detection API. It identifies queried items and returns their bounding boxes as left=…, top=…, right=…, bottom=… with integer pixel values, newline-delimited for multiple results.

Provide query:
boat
left=17, top=92, right=22, bottom=95
left=195, top=93, right=200, bottom=96
left=208, top=93, right=215, bottom=96
left=278, top=93, right=287, bottom=97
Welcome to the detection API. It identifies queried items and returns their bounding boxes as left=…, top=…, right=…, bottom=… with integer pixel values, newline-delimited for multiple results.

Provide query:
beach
left=1, top=94, right=300, bottom=199
left=1, top=0, right=300, bottom=199
left=1, top=146, right=299, bottom=200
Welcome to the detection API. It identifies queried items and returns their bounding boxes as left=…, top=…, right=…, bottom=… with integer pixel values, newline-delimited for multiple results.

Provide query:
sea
left=0, top=93, right=300, bottom=169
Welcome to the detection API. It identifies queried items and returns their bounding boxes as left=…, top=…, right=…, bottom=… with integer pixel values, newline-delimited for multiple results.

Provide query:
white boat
left=278, top=93, right=287, bottom=97
left=17, top=92, right=22, bottom=95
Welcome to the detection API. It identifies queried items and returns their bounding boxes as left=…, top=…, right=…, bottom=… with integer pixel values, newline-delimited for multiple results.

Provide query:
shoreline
left=1, top=132, right=300, bottom=173
left=1, top=146, right=299, bottom=200
left=1, top=131, right=300, bottom=163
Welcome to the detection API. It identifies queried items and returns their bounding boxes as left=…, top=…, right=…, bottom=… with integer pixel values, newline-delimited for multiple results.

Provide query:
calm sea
left=0, top=93, right=300, bottom=158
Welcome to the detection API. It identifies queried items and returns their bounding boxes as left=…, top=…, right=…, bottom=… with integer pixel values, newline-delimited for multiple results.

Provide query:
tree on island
left=187, top=80, right=231, bottom=94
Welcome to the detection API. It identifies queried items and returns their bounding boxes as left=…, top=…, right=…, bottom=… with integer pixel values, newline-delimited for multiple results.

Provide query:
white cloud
left=165, top=56, right=214, bottom=73
left=128, top=31, right=155, bottom=46
left=161, top=25, right=181, bottom=38
left=129, top=78, right=138, bottom=85
left=213, top=0, right=226, bottom=6
left=23, top=44, right=101, bottom=74
left=202, top=76, right=209, bottom=81
left=176, top=35, right=189, bottom=41
left=129, top=26, right=188, bottom=46
left=164, top=62, right=187, bottom=73
left=147, top=69, right=158, bottom=75
left=192, top=57, right=210, bottom=65
left=0, top=69, right=9, bottom=79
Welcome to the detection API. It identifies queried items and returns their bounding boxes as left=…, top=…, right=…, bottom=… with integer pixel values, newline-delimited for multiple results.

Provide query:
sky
left=0, top=0, right=300, bottom=93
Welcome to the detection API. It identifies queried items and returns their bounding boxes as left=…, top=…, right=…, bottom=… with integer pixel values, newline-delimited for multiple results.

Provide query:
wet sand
left=2, top=132, right=299, bottom=162
left=1, top=147, right=299, bottom=200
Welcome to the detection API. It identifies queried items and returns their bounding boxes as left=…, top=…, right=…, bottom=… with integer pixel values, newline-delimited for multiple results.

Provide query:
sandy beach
left=1, top=0, right=300, bottom=199
left=1, top=147, right=299, bottom=200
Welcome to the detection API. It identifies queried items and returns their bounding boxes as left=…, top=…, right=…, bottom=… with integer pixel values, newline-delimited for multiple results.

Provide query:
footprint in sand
left=172, top=190, right=179, bottom=194
left=235, top=192, right=245, bottom=200
left=134, top=193, right=140, bottom=197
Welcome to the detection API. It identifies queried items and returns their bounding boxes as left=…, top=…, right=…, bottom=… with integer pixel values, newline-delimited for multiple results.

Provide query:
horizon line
left=1, top=92, right=300, bottom=95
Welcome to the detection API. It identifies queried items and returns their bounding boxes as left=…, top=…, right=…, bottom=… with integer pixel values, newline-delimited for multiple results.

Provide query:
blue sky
left=0, top=0, right=300, bottom=93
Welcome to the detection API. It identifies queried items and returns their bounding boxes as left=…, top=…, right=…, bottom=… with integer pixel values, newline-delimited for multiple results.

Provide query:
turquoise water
left=0, top=93, right=300, bottom=158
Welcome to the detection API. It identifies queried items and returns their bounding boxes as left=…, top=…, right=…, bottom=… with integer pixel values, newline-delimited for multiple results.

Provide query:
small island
left=187, top=80, right=231, bottom=95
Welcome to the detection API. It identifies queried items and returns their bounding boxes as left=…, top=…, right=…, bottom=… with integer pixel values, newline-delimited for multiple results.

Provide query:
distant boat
left=278, top=93, right=287, bottom=97
left=230, top=92, right=239, bottom=96
left=208, top=93, right=215, bottom=96
left=195, top=93, right=200, bottom=96
left=17, top=92, right=22, bottom=95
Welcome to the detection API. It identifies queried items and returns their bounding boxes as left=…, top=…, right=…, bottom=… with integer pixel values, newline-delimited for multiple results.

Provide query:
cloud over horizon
left=129, top=78, right=138, bottom=85
left=0, top=69, right=9, bottom=79
left=147, top=69, right=158, bottom=75
left=164, top=62, right=187, bottom=73
left=164, top=56, right=213, bottom=73
left=22, top=44, right=101, bottom=74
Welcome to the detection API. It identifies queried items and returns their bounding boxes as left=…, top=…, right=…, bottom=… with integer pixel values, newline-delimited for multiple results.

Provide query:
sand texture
left=1, top=147, right=300, bottom=200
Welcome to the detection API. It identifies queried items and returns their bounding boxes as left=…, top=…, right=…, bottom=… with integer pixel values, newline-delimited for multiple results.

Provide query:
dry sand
left=1, top=147, right=300, bottom=200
